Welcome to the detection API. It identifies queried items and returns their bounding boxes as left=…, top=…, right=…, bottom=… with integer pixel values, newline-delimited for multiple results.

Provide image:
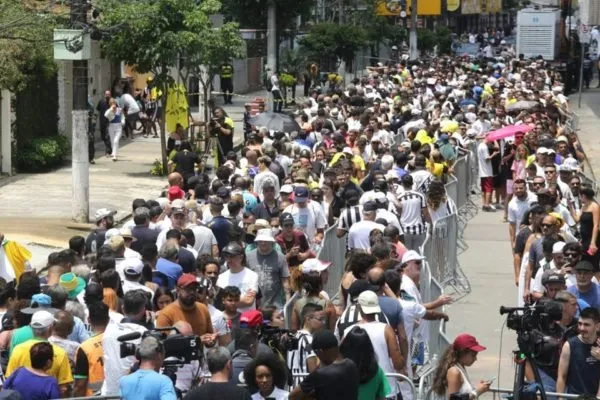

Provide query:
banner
left=488, top=0, right=502, bottom=12
left=461, top=0, right=480, bottom=14
left=375, top=0, right=441, bottom=16
left=447, top=0, right=461, bottom=12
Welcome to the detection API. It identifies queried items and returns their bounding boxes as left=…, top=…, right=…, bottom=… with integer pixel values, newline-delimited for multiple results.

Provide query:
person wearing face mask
left=156, top=274, right=216, bottom=346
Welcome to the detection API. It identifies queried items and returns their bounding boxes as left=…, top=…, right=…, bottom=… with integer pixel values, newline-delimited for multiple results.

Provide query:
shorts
left=506, top=179, right=514, bottom=195
left=493, top=174, right=507, bottom=189
left=480, top=177, right=494, bottom=193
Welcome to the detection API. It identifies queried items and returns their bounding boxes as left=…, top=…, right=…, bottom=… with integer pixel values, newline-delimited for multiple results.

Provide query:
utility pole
left=338, top=0, right=346, bottom=77
left=267, top=0, right=277, bottom=74
left=409, top=0, right=418, bottom=60
left=71, top=0, right=90, bottom=222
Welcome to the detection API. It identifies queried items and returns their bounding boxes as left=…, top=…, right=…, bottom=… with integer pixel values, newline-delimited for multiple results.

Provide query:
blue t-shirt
left=378, top=295, right=404, bottom=327
left=4, top=367, right=61, bottom=400
left=209, top=215, right=232, bottom=252
left=120, top=369, right=177, bottom=400
left=567, top=283, right=600, bottom=309
left=242, top=191, right=258, bottom=213
left=156, top=258, right=183, bottom=290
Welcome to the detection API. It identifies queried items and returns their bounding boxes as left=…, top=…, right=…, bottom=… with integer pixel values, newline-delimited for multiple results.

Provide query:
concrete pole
left=71, top=0, right=89, bottom=222
left=338, top=0, right=346, bottom=77
left=0, top=90, right=11, bottom=175
left=267, top=1, right=277, bottom=73
left=409, top=0, right=418, bottom=60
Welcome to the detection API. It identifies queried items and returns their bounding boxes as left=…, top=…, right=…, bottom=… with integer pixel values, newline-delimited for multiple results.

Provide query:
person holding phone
left=431, top=333, right=492, bottom=399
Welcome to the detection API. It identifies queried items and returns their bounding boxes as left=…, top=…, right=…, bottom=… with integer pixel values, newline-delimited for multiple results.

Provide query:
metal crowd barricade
left=444, top=175, right=458, bottom=206
left=316, top=225, right=346, bottom=298
left=283, top=291, right=301, bottom=329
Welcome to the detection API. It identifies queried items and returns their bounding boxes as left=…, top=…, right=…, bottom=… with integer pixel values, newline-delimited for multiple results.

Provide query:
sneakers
left=482, top=205, right=497, bottom=212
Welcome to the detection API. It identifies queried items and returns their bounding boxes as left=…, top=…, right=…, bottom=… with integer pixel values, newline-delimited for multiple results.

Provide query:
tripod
left=510, top=332, right=548, bottom=400
left=199, top=133, right=225, bottom=174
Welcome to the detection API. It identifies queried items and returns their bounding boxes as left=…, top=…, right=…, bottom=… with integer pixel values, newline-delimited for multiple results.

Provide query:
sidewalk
left=571, top=89, right=600, bottom=183
left=0, top=136, right=164, bottom=246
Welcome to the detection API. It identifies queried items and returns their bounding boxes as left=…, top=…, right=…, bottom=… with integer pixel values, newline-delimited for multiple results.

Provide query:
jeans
left=108, top=123, right=122, bottom=158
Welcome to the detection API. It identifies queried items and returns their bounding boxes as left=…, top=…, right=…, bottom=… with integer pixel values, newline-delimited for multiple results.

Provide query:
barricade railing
left=283, top=291, right=301, bottom=330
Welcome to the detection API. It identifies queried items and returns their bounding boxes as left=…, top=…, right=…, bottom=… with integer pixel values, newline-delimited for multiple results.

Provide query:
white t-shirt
left=188, top=224, right=218, bottom=255
left=121, top=93, right=140, bottom=114
left=251, top=387, right=289, bottom=400
left=283, top=203, right=327, bottom=241
left=401, top=276, right=428, bottom=343
left=216, top=268, right=259, bottom=312
left=122, top=279, right=155, bottom=301
left=508, top=193, right=538, bottom=227
left=347, top=220, right=385, bottom=250
left=208, top=304, right=229, bottom=337
left=101, top=321, right=147, bottom=396
left=477, top=142, right=493, bottom=178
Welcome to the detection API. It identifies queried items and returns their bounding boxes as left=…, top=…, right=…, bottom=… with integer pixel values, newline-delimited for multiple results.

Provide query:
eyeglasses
left=541, top=223, right=554, bottom=228
left=533, top=182, right=544, bottom=186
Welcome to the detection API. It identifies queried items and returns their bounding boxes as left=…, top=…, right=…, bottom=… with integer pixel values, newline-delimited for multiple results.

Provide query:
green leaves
left=299, top=22, right=368, bottom=66
left=0, top=0, right=56, bottom=91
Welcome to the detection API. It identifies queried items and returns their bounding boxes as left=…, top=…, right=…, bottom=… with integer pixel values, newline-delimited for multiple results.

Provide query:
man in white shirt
left=253, top=155, right=280, bottom=200
left=101, top=291, right=149, bottom=396
left=508, top=179, right=538, bottom=246
left=121, top=258, right=154, bottom=301
left=477, top=138, right=498, bottom=211
left=471, top=110, right=492, bottom=136
left=283, top=186, right=326, bottom=247
left=348, top=201, right=385, bottom=251
left=216, top=243, right=259, bottom=312
left=120, top=88, right=141, bottom=139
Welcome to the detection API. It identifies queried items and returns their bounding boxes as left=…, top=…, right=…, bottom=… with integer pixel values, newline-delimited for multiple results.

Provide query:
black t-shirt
left=300, top=358, right=359, bottom=400
left=173, top=150, right=199, bottom=179
left=183, top=382, right=251, bottom=400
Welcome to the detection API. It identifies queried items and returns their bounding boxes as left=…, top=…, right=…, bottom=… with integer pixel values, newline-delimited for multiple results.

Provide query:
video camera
left=208, top=117, right=224, bottom=137
left=117, top=327, right=203, bottom=364
left=259, top=326, right=299, bottom=353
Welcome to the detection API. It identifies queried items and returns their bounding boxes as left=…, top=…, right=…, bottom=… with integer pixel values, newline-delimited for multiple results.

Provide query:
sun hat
left=59, top=272, right=86, bottom=299
left=254, top=228, right=275, bottom=242
left=300, top=259, right=331, bottom=274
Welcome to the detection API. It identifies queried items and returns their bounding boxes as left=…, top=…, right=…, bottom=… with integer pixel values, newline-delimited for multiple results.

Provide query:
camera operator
left=101, top=290, right=149, bottom=396
left=119, top=336, right=177, bottom=400
left=557, top=307, right=600, bottom=397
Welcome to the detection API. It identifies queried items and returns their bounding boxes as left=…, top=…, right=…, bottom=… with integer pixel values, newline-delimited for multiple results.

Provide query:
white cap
left=301, top=259, right=331, bottom=274
left=552, top=241, right=566, bottom=254
left=536, top=147, right=549, bottom=154
left=254, top=228, right=275, bottom=242
left=562, top=157, right=580, bottom=171
left=358, top=291, right=381, bottom=314
left=401, top=250, right=425, bottom=265
left=555, top=135, right=568, bottom=143
left=123, top=258, right=144, bottom=275
left=30, top=310, right=54, bottom=329
left=94, top=208, right=116, bottom=222
left=280, top=184, right=294, bottom=194
left=104, top=228, right=120, bottom=241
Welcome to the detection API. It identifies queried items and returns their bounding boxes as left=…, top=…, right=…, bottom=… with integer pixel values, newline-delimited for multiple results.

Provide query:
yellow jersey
left=6, top=339, right=73, bottom=385
left=74, top=333, right=105, bottom=395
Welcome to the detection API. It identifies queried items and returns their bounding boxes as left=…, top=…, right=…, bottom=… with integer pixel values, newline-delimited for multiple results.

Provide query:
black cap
left=363, top=201, right=378, bottom=212
left=542, top=271, right=566, bottom=286
left=279, top=212, right=294, bottom=225
left=575, top=260, right=595, bottom=272
left=221, top=242, right=243, bottom=256
left=311, top=330, right=339, bottom=351
left=348, top=279, right=378, bottom=300
left=216, top=187, right=231, bottom=198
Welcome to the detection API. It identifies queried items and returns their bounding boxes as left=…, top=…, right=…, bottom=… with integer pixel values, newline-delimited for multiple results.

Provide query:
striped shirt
left=337, top=205, right=362, bottom=232
left=398, top=191, right=427, bottom=235
left=334, top=303, right=390, bottom=341
left=428, top=198, right=458, bottom=223
left=287, top=330, right=315, bottom=386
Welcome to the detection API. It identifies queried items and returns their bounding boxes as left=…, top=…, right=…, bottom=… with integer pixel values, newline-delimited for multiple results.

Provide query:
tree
left=180, top=22, right=245, bottom=132
left=221, top=0, right=314, bottom=34
left=299, top=22, right=367, bottom=71
left=280, top=48, right=305, bottom=103
left=97, top=0, right=222, bottom=172
left=0, top=0, right=56, bottom=91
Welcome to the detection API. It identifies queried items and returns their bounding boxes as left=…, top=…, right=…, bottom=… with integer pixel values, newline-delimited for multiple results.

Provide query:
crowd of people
left=1, top=44, right=600, bottom=400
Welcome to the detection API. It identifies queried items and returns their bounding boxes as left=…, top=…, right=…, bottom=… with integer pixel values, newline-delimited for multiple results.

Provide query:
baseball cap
left=311, top=330, right=339, bottom=351
left=552, top=242, right=566, bottom=254
left=363, top=201, right=378, bottom=213
left=453, top=333, right=486, bottom=352
left=358, top=290, right=381, bottom=314
left=221, top=242, right=244, bottom=257
left=240, top=310, right=263, bottom=328
left=542, top=271, right=566, bottom=286
left=279, top=212, right=295, bottom=225
left=280, top=184, right=294, bottom=194
left=94, top=208, right=116, bottom=222
left=216, top=187, right=231, bottom=198
left=401, top=250, right=425, bottom=265
left=22, top=294, right=58, bottom=315
left=120, top=227, right=134, bottom=239
left=168, top=186, right=185, bottom=201
left=348, top=279, right=378, bottom=300
left=30, top=310, right=55, bottom=329
left=536, top=147, right=549, bottom=155
left=300, top=259, right=331, bottom=274
left=123, top=258, right=144, bottom=276
left=294, top=186, right=309, bottom=202
left=171, top=198, right=186, bottom=215
left=575, top=260, right=595, bottom=272
left=107, top=235, right=125, bottom=251
left=177, top=273, right=199, bottom=288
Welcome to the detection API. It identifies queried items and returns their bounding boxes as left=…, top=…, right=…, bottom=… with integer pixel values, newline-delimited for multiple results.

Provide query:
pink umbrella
left=486, top=124, right=532, bottom=142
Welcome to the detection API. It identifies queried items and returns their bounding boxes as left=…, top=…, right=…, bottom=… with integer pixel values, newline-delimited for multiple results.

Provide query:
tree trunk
left=159, top=88, right=168, bottom=175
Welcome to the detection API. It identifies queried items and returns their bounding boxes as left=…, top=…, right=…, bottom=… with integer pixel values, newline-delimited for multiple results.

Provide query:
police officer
left=220, top=62, right=234, bottom=104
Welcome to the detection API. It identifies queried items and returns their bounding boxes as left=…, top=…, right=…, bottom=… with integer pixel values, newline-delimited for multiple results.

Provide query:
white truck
left=516, top=8, right=561, bottom=60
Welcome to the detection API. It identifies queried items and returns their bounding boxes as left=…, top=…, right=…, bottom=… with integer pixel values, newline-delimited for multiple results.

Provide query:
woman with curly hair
left=427, top=180, right=457, bottom=223
left=243, top=352, right=289, bottom=400
left=432, top=334, right=491, bottom=399
left=340, top=326, right=391, bottom=400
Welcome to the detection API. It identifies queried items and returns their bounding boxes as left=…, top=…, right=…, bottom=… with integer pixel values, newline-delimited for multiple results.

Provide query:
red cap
left=240, top=310, right=263, bottom=328
left=177, top=273, right=198, bottom=288
left=168, top=186, right=185, bottom=201
left=453, top=333, right=486, bottom=352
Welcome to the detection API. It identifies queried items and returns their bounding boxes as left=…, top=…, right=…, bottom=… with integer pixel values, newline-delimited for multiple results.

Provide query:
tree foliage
left=0, top=0, right=56, bottom=91
left=97, top=0, right=226, bottom=171
left=299, top=22, right=367, bottom=68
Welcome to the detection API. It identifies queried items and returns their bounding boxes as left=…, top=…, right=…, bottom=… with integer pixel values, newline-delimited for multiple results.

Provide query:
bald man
left=168, top=172, right=184, bottom=189
left=366, top=267, right=408, bottom=359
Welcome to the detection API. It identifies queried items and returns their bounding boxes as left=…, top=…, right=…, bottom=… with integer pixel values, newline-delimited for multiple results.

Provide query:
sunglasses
left=541, top=223, right=554, bottom=228
left=544, top=170, right=556, bottom=174
left=533, top=182, right=544, bottom=186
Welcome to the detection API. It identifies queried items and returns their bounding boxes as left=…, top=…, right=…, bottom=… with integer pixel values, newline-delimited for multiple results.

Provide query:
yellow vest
left=221, top=64, right=233, bottom=78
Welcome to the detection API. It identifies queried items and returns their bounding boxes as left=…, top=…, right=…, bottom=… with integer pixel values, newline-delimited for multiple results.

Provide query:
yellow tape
left=186, top=90, right=311, bottom=104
